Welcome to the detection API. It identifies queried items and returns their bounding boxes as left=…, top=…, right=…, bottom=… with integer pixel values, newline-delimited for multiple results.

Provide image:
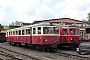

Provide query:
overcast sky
left=0, top=0, right=90, bottom=25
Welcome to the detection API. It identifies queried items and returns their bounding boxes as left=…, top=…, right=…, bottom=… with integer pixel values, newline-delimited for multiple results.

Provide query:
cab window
left=70, top=29, right=74, bottom=34
left=70, top=29, right=76, bottom=35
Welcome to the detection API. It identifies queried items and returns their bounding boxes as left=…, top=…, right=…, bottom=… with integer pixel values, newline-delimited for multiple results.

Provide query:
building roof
left=0, top=30, right=6, bottom=33
left=22, top=23, right=31, bottom=25
left=32, top=18, right=90, bottom=24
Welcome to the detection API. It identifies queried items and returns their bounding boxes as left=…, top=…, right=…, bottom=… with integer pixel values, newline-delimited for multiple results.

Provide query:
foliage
left=87, top=12, right=90, bottom=22
left=82, top=19, right=87, bottom=22
left=0, top=24, right=4, bottom=31
left=9, top=25, right=21, bottom=29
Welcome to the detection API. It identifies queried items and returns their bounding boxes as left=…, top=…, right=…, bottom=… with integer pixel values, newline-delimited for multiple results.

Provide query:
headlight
left=70, top=38, right=73, bottom=40
left=76, top=48, right=79, bottom=52
left=44, top=39, right=48, bottom=42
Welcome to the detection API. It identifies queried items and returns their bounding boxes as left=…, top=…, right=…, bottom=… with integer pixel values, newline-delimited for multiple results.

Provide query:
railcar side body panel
left=7, top=35, right=60, bottom=45
left=32, top=35, right=60, bottom=45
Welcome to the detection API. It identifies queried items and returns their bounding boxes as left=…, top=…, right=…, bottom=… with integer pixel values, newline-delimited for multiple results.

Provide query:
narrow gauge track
left=0, top=46, right=40, bottom=60
left=0, top=43, right=90, bottom=60
left=0, top=50, right=22, bottom=60
left=53, top=51, right=90, bottom=60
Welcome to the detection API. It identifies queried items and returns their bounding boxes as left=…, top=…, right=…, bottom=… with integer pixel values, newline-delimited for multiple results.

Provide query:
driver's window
left=70, top=29, right=73, bottom=34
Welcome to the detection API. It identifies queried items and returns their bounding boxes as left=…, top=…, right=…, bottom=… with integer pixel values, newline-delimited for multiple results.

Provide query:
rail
left=0, top=46, right=40, bottom=60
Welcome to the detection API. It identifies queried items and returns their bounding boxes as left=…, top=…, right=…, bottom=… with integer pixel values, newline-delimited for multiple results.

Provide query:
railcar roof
left=60, top=27, right=78, bottom=28
left=28, top=22, right=60, bottom=27
left=8, top=22, right=60, bottom=30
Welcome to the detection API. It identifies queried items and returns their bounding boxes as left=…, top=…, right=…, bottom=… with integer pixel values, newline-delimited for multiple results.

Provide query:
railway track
left=0, top=42, right=90, bottom=60
left=0, top=50, right=23, bottom=60
left=0, top=46, right=40, bottom=60
left=54, top=51, right=90, bottom=60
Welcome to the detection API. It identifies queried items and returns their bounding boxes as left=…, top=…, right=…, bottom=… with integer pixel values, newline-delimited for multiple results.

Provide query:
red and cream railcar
left=59, top=26, right=80, bottom=49
left=6, top=23, right=60, bottom=51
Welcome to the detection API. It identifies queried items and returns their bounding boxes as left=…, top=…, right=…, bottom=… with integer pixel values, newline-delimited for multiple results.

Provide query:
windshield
left=69, top=29, right=80, bottom=35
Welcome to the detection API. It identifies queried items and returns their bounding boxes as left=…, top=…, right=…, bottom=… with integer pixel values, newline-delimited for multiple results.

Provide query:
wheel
left=17, top=43, right=21, bottom=47
left=13, top=42, right=17, bottom=46
left=69, top=44, right=74, bottom=50
left=9, top=42, right=13, bottom=45
left=42, top=46, right=46, bottom=52
left=25, top=44, right=28, bottom=47
left=9, top=42, right=11, bottom=44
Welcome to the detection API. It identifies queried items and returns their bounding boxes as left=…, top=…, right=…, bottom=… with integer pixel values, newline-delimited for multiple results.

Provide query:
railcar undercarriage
left=8, top=41, right=58, bottom=52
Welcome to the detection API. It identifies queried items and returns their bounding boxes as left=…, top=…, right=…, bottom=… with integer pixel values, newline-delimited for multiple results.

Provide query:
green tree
left=87, top=12, right=90, bottom=22
left=0, top=24, right=4, bottom=32
left=82, top=19, right=87, bottom=22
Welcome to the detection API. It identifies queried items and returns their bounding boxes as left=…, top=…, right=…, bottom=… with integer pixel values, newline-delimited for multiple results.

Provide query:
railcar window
left=16, top=31, right=18, bottom=35
left=38, top=27, right=41, bottom=34
left=22, top=30, right=24, bottom=35
left=52, top=27, right=59, bottom=34
left=26, top=29, right=30, bottom=35
left=33, top=28, right=36, bottom=34
left=43, top=27, right=52, bottom=34
left=11, top=31, right=12, bottom=35
left=63, top=29, right=67, bottom=35
left=7, top=32, right=8, bottom=36
left=9, top=32, right=10, bottom=35
left=13, top=31, right=15, bottom=35
left=19, top=30, right=21, bottom=35
left=28, top=29, right=30, bottom=34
